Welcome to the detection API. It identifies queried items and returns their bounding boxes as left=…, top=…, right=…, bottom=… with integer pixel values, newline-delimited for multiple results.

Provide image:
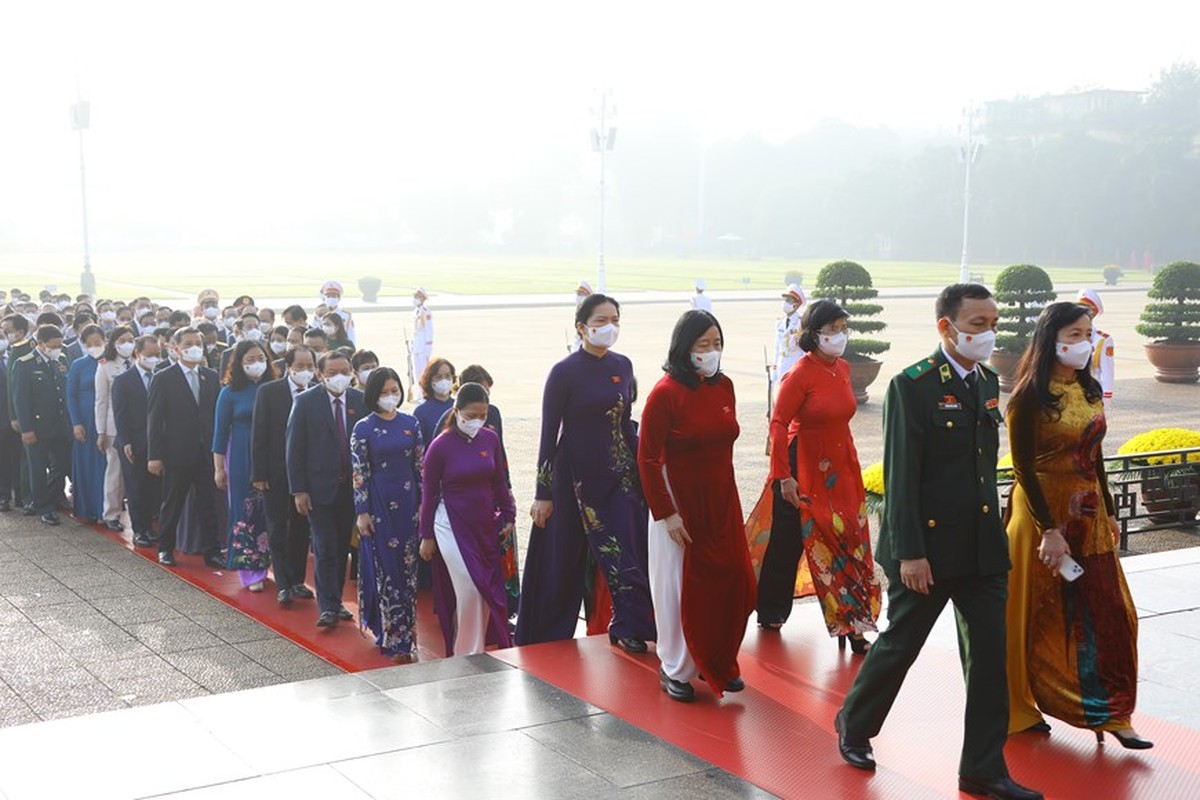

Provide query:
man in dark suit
left=195, top=321, right=228, bottom=371
left=64, top=311, right=97, bottom=363
left=146, top=327, right=224, bottom=568
left=0, top=335, right=21, bottom=512
left=286, top=350, right=363, bottom=627
left=113, top=335, right=162, bottom=548
left=11, top=325, right=72, bottom=526
left=252, top=345, right=317, bottom=605
left=2, top=314, right=34, bottom=513
left=836, top=285, right=1041, bottom=800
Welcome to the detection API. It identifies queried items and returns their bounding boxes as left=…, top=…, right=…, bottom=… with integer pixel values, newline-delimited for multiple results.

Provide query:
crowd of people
left=0, top=277, right=1144, bottom=800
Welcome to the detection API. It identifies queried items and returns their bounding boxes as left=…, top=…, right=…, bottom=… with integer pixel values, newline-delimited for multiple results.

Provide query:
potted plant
left=1116, top=427, right=1200, bottom=526
left=813, top=260, right=890, bottom=403
left=990, top=263, right=1057, bottom=392
left=1136, top=261, right=1200, bottom=383
left=1103, top=264, right=1122, bottom=286
left=358, top=276, right=382, bottom=303
left=861, top=461, right=885, bottom=516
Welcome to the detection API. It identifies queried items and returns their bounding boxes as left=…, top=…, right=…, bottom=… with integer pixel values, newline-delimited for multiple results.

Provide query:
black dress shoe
left=958, top=776, right=1043, bottom=800
left=337, top=606, right=354, bottom=621
left=835, top=710, right=876, bottom=771
left=276, top=588, right=293, bottom=606
left=292, top=584, right=314, bottom=599
left=132, top=533, right=154, bottom=548
left=22, top=505, right=36, bottom=516
left=203, top=552, right=225, bottom=569
left=39, top=512, right=60, bottom=526
left=608, top=634, right=648, bottom=653
left=0, top=499, right=10, bottom=512
left=724, top=677, right=745, bottom=693
left=316, top=611, right=337, bottom=627
left=1097, top=729, right=1154, bottom=749
left=659, top=669, right=695, bottom=702
left=157, top=550, right=177, bottom=566
left=103, top=519, right=124, bottom=532
left=1019, top=720, right=1051, bottom=734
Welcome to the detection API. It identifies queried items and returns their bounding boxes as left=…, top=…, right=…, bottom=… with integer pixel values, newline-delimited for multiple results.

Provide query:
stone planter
left=1141, top=470, right=1200, bottom=527
left=1144, top=342, right=1200, bottom=384
left=358, top=276, right=382, bottom=303
left=988, top=350, right=1023, bottom=393
left=848, top=358, right=883, bottom=405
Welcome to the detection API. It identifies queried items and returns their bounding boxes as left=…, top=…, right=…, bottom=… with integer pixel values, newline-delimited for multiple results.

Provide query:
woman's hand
left=530, top=500, right=553, bottom=528
left=419, top=538, right=437, bottom=561
left=1038, top=528, right=1070, bottom=572
left=665, top=513, right=692, bottom=547
left=73, top=424, right=86, bottom=443
left=214, top=468, right=227, bottom=491
left=97, top=434, right=109, bottom=452
left=357, top=513, right=374, bottom=537
left=780, top=477, right=804, bottom=508
left=1108, top=515, right=1120, bottom=545
left=499, top=522, right=515, bottom=541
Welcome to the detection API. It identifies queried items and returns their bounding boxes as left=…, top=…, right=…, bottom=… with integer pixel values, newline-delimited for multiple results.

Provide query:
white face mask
left=412, top=297, right=423, bottom=308
left=323, top=296, right=339, bottom=309
left=100, top=310, right=116, bottom=322
left=0, top=339, right=8, bottom=353
left=203, top=306, right=219, bottom=319
left=244, top=361, right=268, bottom=379
left=181, top=345, right=204, bottom=363
left=325, top=373, right=352, bottom=395
left=270, top=340, right=288, bottom=354
left=1056, top=340, right=1093, bottom=371
left=223, top=316, right=237, bottom=329
left=140, top=356, right=160, bottom=371
left=86, top=345, right=105, bottom=359
left=244, top=327, right=264, bottom=341
left=376, top=394, right=401, bottom=413
left=44, top=347, right=63, bottom=361
left=432, top=378, right=453, bottom=396
left=457, top=415, right=485, bottom=438
left=818, top=331, right=848, bottom=359
left=947, top=322, right=996, bottom=363
left=116, top=341, right=135, bottom=359
left=782, top=301, right=798, bottom=315
left=585, top=323, right=619, bottom=349
left=358, top=368, right=373, bottom=385
left=322, top=324, right=336, bottom=336
left=690, top=350, right=721, bottom=378
left=291, top=369, right=314, bottom=387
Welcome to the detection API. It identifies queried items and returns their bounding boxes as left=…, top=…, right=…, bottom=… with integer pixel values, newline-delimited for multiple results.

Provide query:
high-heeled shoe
left=838, top=634, right=871, bottom=655
left=609, top=634, right=648, bottom=653
left=1096, top=730, right=1154, bottom=750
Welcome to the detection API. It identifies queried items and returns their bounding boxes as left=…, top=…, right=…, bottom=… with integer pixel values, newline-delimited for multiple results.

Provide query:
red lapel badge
left=985, top=397, right=999, bottom=410
left=611, top=375, right=621, bottom=383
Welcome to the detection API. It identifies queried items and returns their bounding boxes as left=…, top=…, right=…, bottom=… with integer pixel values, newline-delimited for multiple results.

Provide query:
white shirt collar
left=940, top=343, right=978, bottom=380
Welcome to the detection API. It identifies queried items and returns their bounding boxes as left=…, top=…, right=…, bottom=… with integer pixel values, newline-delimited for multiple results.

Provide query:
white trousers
left=102, top=444, right=124, bottom=522
left=411, top=349, right=431, bottom=400
left=434, top=502, right=488, bottom=656
left=648, top=470, right=696, bottom=682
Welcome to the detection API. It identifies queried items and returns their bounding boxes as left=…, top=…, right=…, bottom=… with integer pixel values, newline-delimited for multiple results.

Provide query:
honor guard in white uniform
left=570, top=280, right=592, bottom=352
left=319, top=281, right=356, bottom=344
left=773, top=283, right=806, bottom=390
left=691, top=278, right=713, bottom=313
left=1077, top=288, right=1114, bottom=400
left=411, top=287, right=434, bottom=396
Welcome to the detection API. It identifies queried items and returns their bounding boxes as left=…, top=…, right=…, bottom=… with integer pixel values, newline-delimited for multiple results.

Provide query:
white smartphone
left=1058, top=555, right=1084, bottom=582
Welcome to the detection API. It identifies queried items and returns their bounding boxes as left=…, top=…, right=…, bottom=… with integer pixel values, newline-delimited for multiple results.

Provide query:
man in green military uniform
left=835, top=284, right=1042, bottom=800
left=2, top=313, right=35, bottom=514
left=12, top=325, right=72, bottom=526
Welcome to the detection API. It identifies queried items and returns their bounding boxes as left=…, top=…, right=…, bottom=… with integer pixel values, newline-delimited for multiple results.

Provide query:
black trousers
left=0, top=425, right=22, bottom=504
left=25, top=435, right=71, bottom=514
left=841, top=572, right=1010, bottom=780
left=264, top=486, right=310, bottom=590
left=119, top=449, right=160, bottom=535
left=756, top=438, right=803, bottom=624
left=308, top=482, right=354, bottom=614
left=158, top=450, right=220, bottom=556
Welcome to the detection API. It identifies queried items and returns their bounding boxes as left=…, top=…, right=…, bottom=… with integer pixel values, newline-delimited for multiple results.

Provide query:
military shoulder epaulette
left=903, top=357, right=937, bottom=380
left=15, top=352, right=36, bottom=363
left=979, top=361, right=999, bottom=375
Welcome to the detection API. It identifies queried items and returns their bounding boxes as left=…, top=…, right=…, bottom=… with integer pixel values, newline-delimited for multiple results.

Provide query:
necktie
left=186, top=369, right=199, bottom=402
left=143, top=371, right=151, bottom=391
left=334, top=397, right=349, bottom=481
left=965, top=371, right=977, bottom=390
left=124, top=359, right=132, bottom=371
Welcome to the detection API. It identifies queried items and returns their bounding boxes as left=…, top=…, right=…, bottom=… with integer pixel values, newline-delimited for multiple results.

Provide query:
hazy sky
left=1, top=0, right=1195, bottom=249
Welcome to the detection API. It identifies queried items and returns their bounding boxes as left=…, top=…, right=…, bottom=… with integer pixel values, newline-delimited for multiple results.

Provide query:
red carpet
left=491, top=603, right=1200, bottom=800
left=87, top=521, right=446, bottom=671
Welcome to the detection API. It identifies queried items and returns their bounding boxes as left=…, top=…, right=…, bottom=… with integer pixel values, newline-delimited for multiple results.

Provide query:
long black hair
left=664, top=310, right=723, bottom=389
left=1011, top=301, right=1103, bottom=418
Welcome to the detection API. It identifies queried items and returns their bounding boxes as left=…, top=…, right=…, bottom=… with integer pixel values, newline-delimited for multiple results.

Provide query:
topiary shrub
left=812, top=260, right=889, bottom=360
left=1136, top=261, right=1200, bottom=343
left=993, top=264, right=1057, bottom=353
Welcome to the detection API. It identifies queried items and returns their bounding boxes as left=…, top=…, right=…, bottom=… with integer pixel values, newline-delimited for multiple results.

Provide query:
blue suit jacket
left=285, top=385, right=365, bottom=506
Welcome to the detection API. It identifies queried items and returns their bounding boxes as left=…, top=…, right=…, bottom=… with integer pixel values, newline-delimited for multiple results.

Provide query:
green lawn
left=0, top=251, right=1138, bottom=301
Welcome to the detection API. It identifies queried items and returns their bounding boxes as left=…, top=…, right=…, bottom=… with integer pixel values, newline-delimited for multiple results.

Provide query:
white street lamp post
left=590, top=90, right=616, bottom=293
left=71, top=87, right=94, bottom=292
left=958, top=102, right=982, bottom=284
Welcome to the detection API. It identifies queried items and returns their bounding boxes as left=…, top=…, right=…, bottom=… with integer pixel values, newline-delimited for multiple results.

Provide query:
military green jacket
left=5, top=338, right=33, bottom=426
left=875, top=348, right=1011, bottom=580
left=12, top=350, right=71, bottom=439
